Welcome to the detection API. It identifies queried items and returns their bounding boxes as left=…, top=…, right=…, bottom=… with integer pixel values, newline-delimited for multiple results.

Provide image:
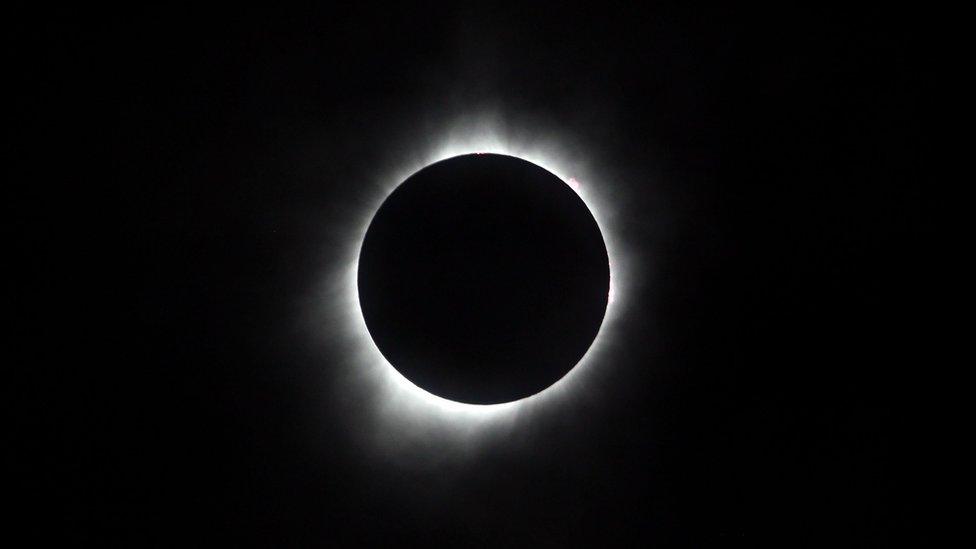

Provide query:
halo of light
left=316, top=113, right=637, bottom=450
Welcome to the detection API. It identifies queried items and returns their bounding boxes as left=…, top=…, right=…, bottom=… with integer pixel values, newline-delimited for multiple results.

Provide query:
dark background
left=16, top=5, right=935, bottom=546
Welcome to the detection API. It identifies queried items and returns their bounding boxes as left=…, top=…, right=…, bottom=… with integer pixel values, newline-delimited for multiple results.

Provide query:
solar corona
left=324, top=120, right=634, bottom=437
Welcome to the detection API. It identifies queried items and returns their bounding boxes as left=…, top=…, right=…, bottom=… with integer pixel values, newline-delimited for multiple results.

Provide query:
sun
left=315, top=113, right=636, bottom=448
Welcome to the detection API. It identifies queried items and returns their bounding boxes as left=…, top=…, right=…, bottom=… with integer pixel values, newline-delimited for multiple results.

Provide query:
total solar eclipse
left=357, top=153, right=610, bottom=405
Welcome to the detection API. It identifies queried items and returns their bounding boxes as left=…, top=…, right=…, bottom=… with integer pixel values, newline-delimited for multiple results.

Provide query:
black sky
left=15, top=5, right=935, bottom=546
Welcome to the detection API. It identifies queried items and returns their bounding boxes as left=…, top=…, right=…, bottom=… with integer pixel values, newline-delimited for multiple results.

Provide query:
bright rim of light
left=320, top=115, right=634, bottom=447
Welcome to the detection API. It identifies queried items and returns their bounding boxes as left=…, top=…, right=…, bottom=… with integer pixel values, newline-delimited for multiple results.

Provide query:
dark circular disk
left=357, top=154, right=610, bottom=404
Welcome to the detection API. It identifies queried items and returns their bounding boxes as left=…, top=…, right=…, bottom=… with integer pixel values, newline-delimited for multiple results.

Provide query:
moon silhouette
left=357, top=153, right=610, bottom=404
